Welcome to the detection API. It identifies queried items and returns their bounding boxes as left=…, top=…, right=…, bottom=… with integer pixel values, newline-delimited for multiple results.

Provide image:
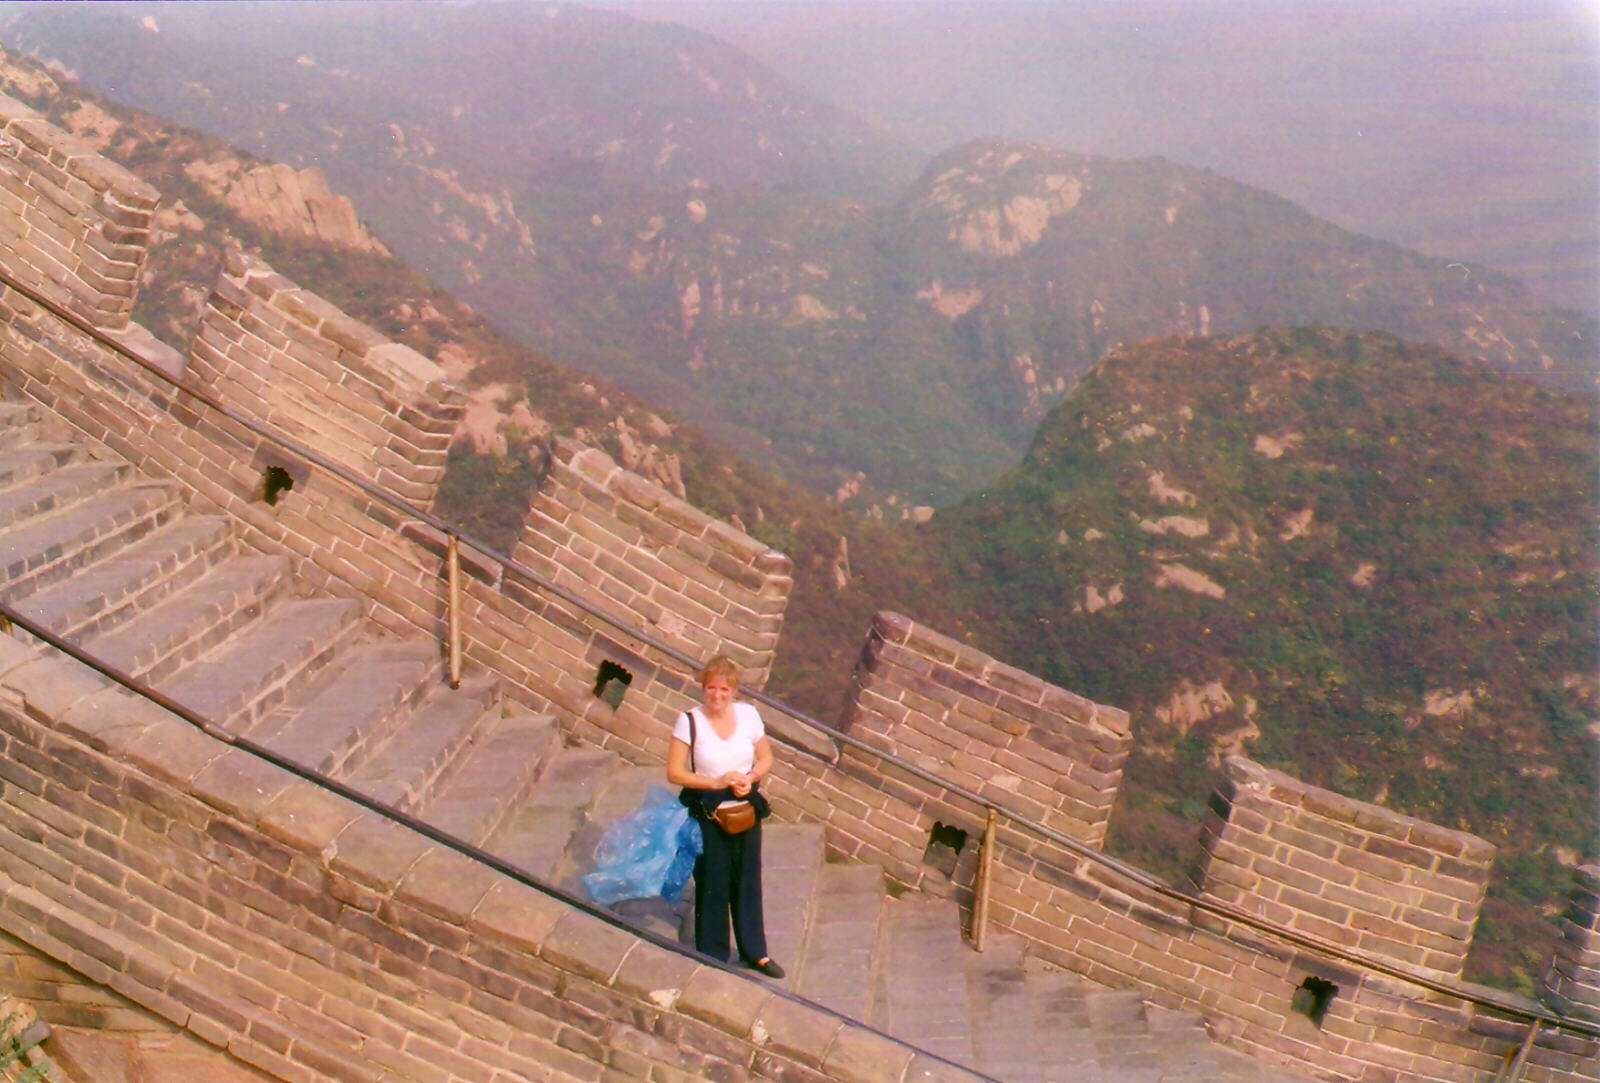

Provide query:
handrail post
left=446, top=532, right=462, bottom=690
left=1501, top=1019, right=1541, bottom=1083
left=973, top=806, right=998, bottom=952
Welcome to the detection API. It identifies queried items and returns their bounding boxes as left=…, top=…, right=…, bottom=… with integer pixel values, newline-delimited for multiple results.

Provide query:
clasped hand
left=720, top=770, right=756, bottom=797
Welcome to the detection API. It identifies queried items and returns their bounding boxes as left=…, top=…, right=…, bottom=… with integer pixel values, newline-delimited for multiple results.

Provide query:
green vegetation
left=927, top=326, right=1598, bottom=990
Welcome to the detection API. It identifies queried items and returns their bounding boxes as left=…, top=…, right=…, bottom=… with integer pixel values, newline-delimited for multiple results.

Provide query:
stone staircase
left=0, top=399, right=1319, bottom=1083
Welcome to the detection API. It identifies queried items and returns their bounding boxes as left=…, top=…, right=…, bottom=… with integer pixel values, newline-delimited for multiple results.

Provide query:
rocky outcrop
left=185, top=158, right=388, bottom=255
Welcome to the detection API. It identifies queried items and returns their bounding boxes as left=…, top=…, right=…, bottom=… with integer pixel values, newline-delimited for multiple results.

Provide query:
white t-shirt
left=673, top=703, right=765, bottom=782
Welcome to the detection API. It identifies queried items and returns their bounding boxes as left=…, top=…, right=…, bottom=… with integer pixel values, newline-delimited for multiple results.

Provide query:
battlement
left=191, top=248, right=464, bottom=509
left=0, top=89, right=1594, bottom=1083
left=514, top=436, right=792, bottom=687
left=1197, top=757, right=1495, bottom=978
left=0, top=93, right=155, bottom=331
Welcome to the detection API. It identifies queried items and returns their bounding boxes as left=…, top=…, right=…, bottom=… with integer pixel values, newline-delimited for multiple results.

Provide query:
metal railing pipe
left=0, top=601, right=999, bottom=1079
left=446, top=532, right=462, bottom=689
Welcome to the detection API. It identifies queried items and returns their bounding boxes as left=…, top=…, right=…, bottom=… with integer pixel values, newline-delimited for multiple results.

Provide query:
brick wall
left=188, top=248, right=465, bottom=511
left=0, top=928, right=168, bottom=1035
left=0, top=93, right=156, bottom=333
left=1547, top=865, right=1600, bottom=1023
left=840, top=611, right=1131, bottom=850
left=514, top=437, right=792, bottom=688
left=0, top=641, right=984, bottom=1083
left=1195, top=757, right=1495, bottom=979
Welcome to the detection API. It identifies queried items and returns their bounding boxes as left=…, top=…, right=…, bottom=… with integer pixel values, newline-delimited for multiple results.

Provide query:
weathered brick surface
left=0, top=677, right=980, bottom=1083
left=1195, top=757, right=1494, bottom=979
left=829, top=610, right=1131, bottom=867
left=1546, top=865, right=1600, bottom=1023
left=514, top=438, right=792, bottom=690
left=188, top=250, right=465, bottom=512
left=0, top=94, right=154, bottom=330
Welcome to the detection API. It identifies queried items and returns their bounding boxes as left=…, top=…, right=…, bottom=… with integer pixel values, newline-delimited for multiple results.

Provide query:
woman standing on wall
left=666, top=655, right=784, bottom=978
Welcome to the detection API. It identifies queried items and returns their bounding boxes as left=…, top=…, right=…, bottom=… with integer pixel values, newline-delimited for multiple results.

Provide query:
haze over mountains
left=624, top=0, right=1600, bottom=315
left=1, top=0, right=1592, bottom=506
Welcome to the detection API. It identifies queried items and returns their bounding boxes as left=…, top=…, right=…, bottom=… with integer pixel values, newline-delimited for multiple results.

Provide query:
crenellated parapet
left=0, top=92, right=156, bottom=332
left=1196, top=757, right=1494, bottom=979
left=1546, top=864, right=1600, bottom=1023
left=840, top=611, right=1131, bottom=850
left=190, top=248, right=464, bottom=510
left=513, top=438, right=792, bottom=689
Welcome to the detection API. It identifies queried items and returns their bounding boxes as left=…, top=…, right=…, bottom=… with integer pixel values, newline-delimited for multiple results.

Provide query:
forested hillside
left=926, top=326, right=1598, bottom=991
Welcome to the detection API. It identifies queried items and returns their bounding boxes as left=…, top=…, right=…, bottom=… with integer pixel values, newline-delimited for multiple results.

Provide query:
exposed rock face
left=918, top=145, right=1087, bottom=259
left=184, top=158, right=389, bottom=255
left=1155, top=678, right=1235, bottom=733
left=1153, top=561, right=1225, bottom=598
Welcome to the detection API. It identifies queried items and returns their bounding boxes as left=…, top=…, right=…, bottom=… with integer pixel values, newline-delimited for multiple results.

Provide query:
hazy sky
left=598, top=0, right=1600, bottom=312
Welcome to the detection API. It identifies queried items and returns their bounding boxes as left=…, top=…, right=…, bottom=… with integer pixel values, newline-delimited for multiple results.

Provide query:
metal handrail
left=0, top=602, right=1002, bottom=1082
left=2, top=265, right=1595, bottom=1046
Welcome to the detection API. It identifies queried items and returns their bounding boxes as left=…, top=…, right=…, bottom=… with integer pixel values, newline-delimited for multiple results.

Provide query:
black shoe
left=750, top=957, right=785, bottom=979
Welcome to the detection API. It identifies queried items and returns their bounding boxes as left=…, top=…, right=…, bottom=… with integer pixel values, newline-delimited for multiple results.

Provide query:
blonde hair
left=699, top=654, right=742, bottom=689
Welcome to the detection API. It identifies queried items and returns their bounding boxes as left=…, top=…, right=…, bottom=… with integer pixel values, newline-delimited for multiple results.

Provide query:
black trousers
left=693, top=818, right=767, bottom=964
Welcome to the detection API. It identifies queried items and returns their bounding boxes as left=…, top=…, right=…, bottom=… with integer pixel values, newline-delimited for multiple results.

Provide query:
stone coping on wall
left=864, top=611, right=1131, bottom=743
left=0, top=91, right=158, bottom=332
left=217, top=248, right=458, bottom=406
left=1218, top=757, right=1496, bottom=867
left=1201, top=756, right=1495, bottom=979
left=548, top=438, right=793, bottom=586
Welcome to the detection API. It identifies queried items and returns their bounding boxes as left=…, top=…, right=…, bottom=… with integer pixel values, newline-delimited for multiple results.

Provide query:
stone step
left=0, top=460, right=129, bottom=532
left=557, top=764, right=660, bottom=883
left=0, top=401, right=38, bottom=451
left=342, top=676, right=500, bottom=812
left=963, top=934, right=1046, bottom=1083
left=0, top=443, right=78, bottom=490
left=872, top=893, right=977, bottom=1067
left=1084, top=987, right=1162, bottom=1081
left=10, top=516, right=236, bottom=642
left=561, top=765, right=694, bottom=945
left=759, top=822, right=826, bottom=993
left=419, top=710, right=564, bottom=846
left=794, top=863, right=884, bottom=1021
left=487, top=747, right=622, bottom=882
left=161, top=596, right=365, bottom=730
left=248, top=638, right=441, bottom=774
left=0, top=483, right=186, bottom=605
left=1025, top=962, right=1102, bottom=1082
left=79, top=554, right=291, bottom=685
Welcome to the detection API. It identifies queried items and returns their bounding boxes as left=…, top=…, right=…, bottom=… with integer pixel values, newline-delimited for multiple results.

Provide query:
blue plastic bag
left=581, top=784, right=702, bottom=905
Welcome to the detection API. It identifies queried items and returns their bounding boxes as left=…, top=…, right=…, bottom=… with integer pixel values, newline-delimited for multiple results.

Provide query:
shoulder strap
left=683, top=710, right=696, bottom=773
